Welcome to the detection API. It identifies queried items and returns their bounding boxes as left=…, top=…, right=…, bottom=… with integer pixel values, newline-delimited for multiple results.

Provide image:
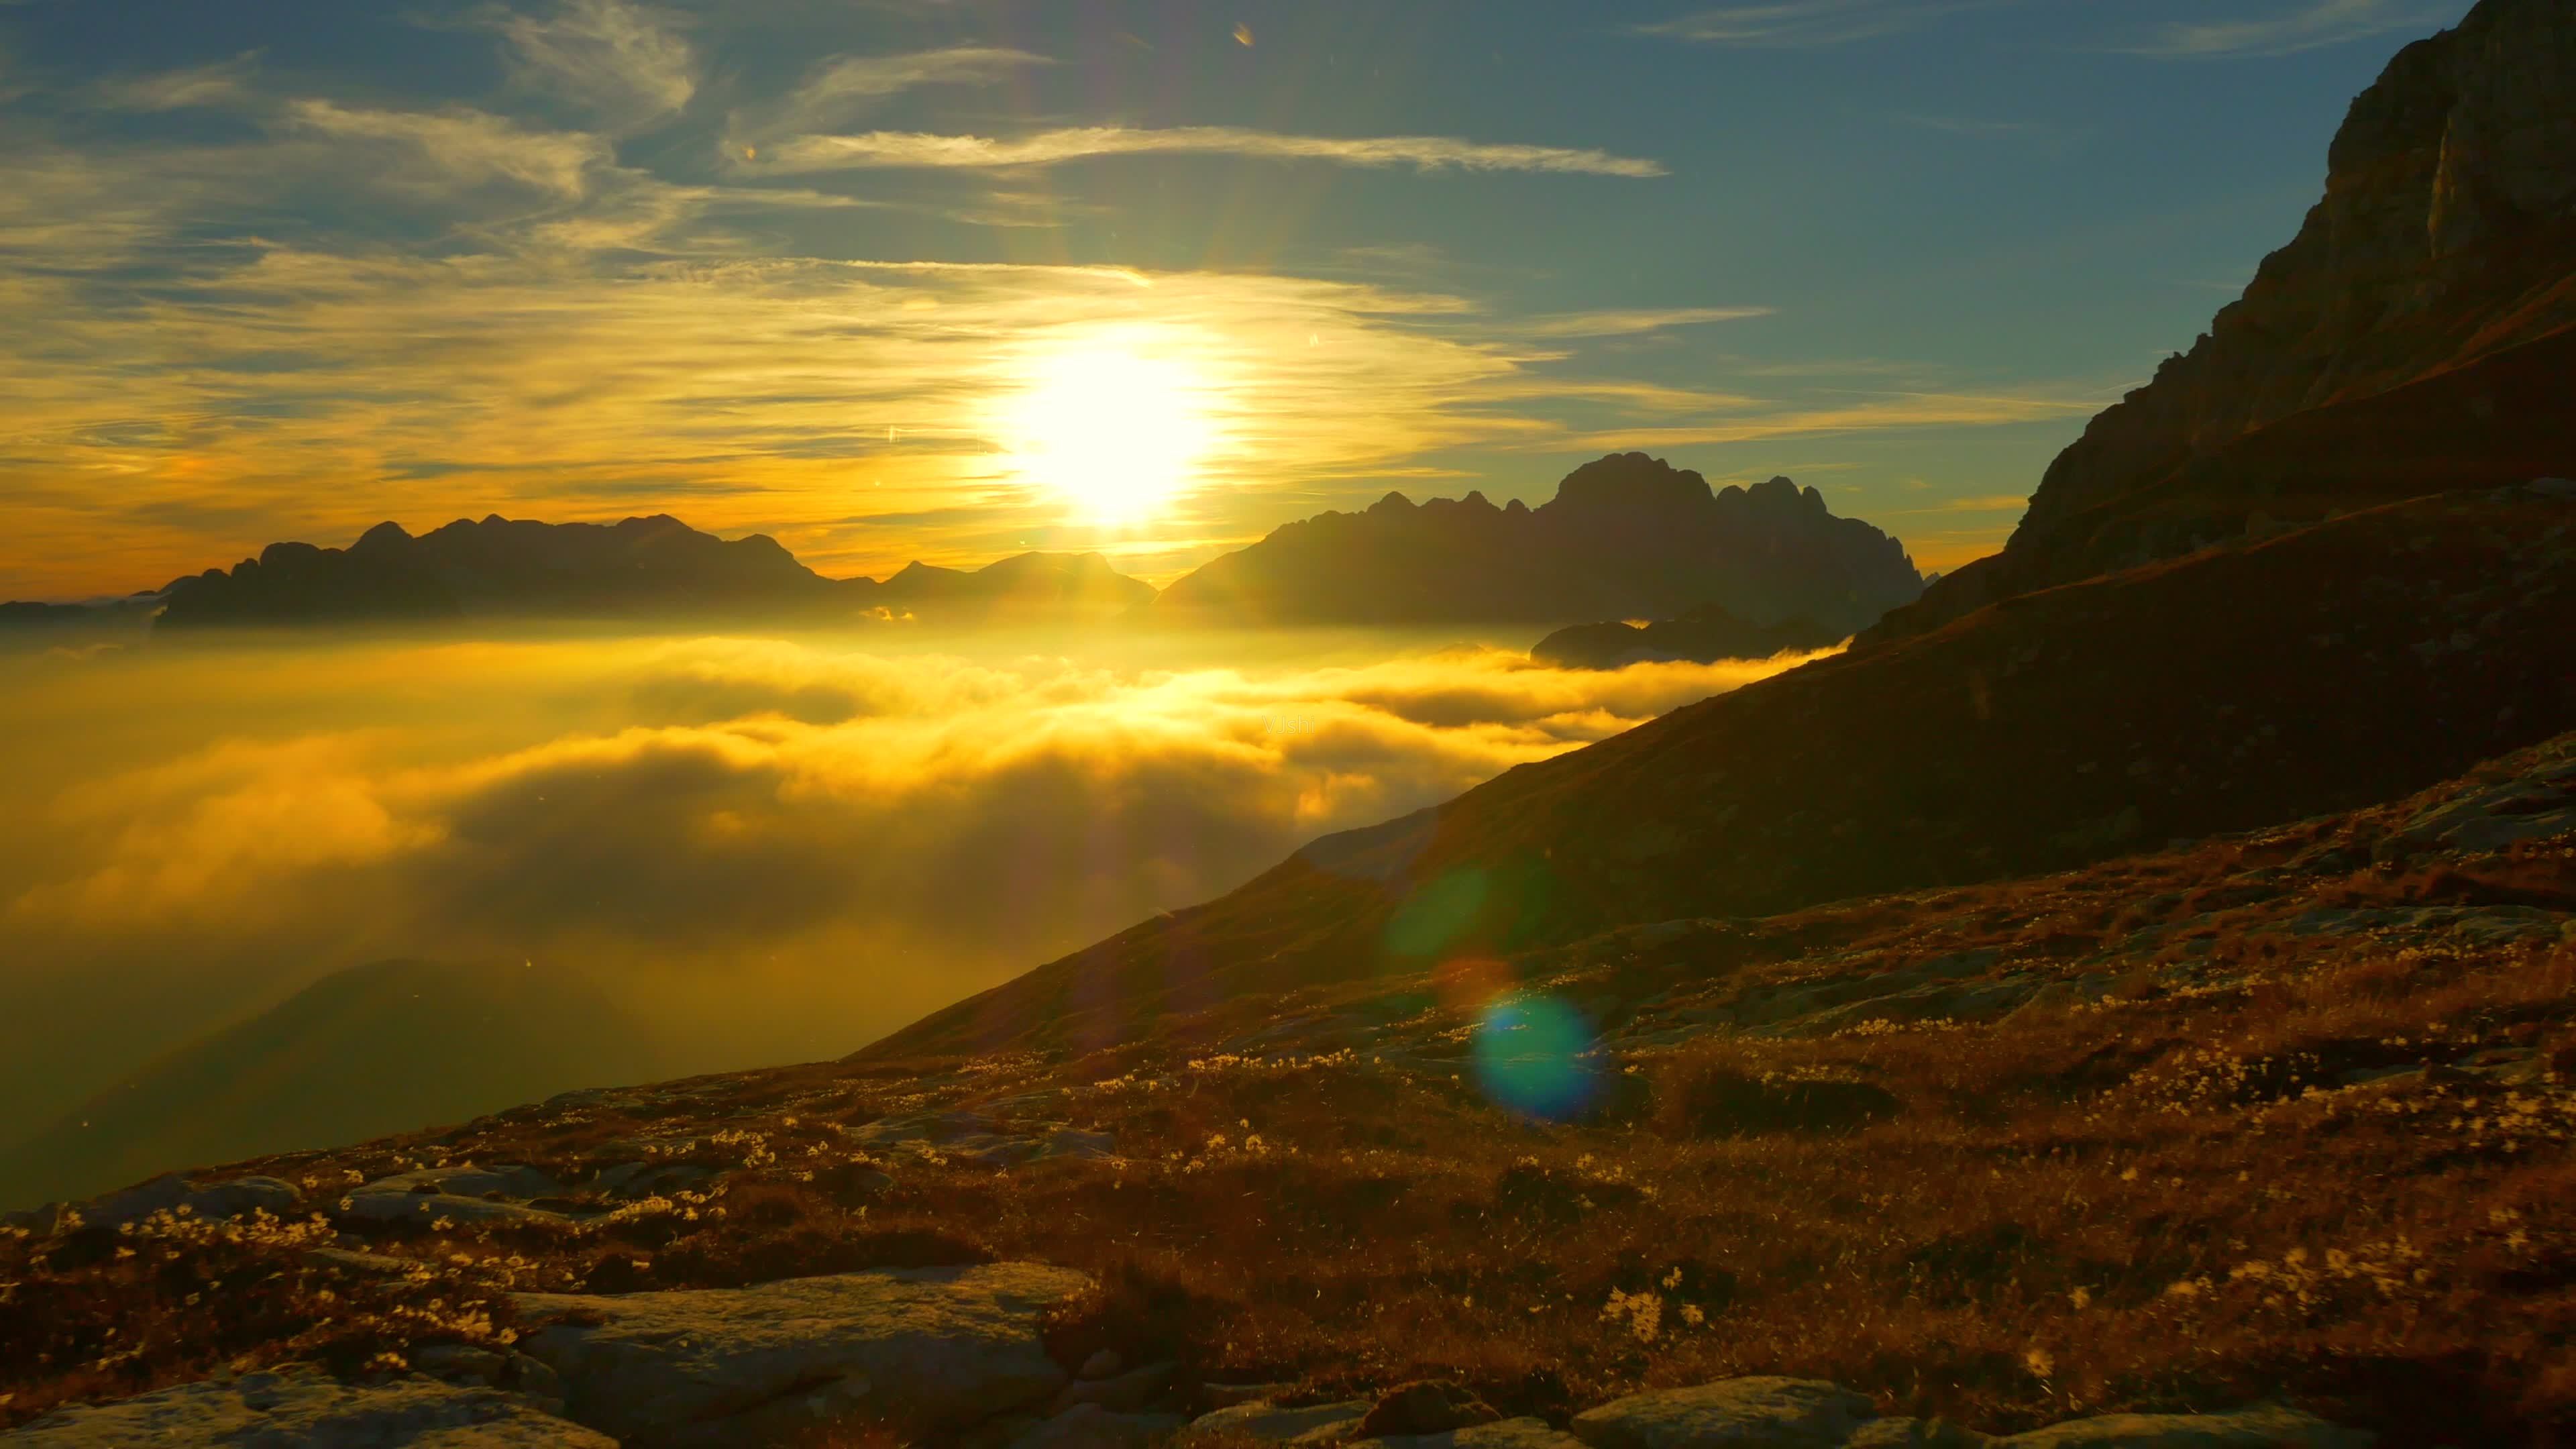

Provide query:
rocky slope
left=1874, top=0, right=2576, bottom=641
left=880, top=481, right=2576, bottom=1059
left=1155, top=456, right=1923, bottom=635
left=5, top=731, right=2567, bottom=1442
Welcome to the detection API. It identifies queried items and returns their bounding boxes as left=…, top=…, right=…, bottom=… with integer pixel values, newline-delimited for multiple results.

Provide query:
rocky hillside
left=1874, top=0, right=2576, bottom=641
left=1155, top=456, right=1923, bottom=635
left=883, top=481, right=2576, bottom=1060
left=3, top=731, right=2567, bottom=1443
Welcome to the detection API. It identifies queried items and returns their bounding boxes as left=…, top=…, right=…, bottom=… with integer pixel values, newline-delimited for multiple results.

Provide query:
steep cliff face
left=1876, top=0, right=2576, bottom=639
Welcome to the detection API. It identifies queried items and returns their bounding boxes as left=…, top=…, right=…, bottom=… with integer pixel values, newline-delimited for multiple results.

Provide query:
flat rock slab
left=1994, top=1405, right=2374, bottom=1449
left=1377, top=1417, right=1591, bottom=1449
left=513, top=1263, right=1091, bottom=1448
left=1184, top=1399, right=1374, bottom=1444
left=0, top=1365, right=612, bottom=1447
left=337, top=1191, right=567, bottom=1228
left=1571, top=1378, right=1878, bottom=1449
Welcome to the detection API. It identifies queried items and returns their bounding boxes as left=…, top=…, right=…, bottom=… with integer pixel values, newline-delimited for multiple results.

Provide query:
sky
left=0, top=0, right=2476, bottom=599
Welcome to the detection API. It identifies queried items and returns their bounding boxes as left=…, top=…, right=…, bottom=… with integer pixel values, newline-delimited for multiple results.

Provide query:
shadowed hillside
left=876, top=484, right=2576, bottom=1060
left=0, top=959, right=680, bottom=1211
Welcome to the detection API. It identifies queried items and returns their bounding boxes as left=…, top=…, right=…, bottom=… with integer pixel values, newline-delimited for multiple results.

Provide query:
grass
left=2, top=749, right=2571, bottom=1446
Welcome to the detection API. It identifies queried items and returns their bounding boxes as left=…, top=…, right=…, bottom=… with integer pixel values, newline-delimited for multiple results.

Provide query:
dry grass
left=3, top=787, right=2571, bottom=1446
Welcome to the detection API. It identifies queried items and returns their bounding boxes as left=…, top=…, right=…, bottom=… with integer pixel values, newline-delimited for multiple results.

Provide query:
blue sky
left=0, top=0, right=2473, bottom=596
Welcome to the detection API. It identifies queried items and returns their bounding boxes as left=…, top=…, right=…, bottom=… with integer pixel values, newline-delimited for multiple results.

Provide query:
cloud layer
left=0, top=628, right=1825, bottom=1142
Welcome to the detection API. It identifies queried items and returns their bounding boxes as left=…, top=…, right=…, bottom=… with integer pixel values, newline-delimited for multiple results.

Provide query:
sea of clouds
left=0, top=625, right=1823, bottom=1143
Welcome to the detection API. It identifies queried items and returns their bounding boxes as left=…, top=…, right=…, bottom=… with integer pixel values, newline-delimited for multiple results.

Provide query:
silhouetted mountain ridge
left=1154, top=454, right=1923, bottom=634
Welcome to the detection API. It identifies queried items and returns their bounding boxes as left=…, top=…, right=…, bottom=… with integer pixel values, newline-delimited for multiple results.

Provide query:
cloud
left=1635, top=0, right=2006, bottom=47
left=0, top=632, right=1816, bottom=1132
left=736, top=46, right=1054, bottom=144
left=492, top=0, right=697, bottom=129
left=1556, top=388, right=2106, bottom=448
left=751, top=125, right=1668, bottom=177
left=99, top=53, right=261, bottom=112
left=2114, top=0, right=2454, bottom=58
left=1523, top=307, right=1774, bottom=338
left=284, top=99, right=612, bottom=199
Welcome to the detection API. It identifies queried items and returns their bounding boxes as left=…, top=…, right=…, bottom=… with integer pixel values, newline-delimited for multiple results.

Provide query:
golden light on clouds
left=997, top=333, right=1224, bottom=524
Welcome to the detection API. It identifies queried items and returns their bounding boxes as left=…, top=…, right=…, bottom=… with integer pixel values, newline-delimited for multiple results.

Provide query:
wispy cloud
left=2116, top=0, right=2455, bottom=58
left=492, top=0, right=697, bottom=129
left=737, top=46, right=1052, bottom=146
left=99, top=52, right=261, bottom=112
left=1523, top=306, right=1774, bottom=338
left=286, top=99, right=612, bottom=199
left=1558, top=388, right=2104, bottom=448
left=1635, top=0, right=2005, bottom=48
left=751, top=125, right=1668, bottom=177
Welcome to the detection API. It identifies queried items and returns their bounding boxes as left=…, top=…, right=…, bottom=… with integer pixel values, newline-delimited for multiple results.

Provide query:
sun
left=999, top=341, right=1218, bottom=523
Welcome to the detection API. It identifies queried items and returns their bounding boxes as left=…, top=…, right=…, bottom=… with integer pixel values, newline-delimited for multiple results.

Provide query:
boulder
left=1357, top=1381, right=1504, bottom=1438
left=336, top=1189, right=566, bottom=1228
left=1570, top=1377, right=1878, bottom=1449
left=0, top=1364, right=613, bottom=1447
left=511, top=1263, right=1091, bottom=1447
left=1052, top=1360, right=1176, bottom=1415
left=1183, top=1399, right=1374, bottom=1444
left=1847, top=1419, right=1996, bottom=1448
left=35, top=1173, right=305, bottom=1233
left=1994, top=1405, right=2373, bottom=1449
left=1377, top=1421, right=1591, bottom=1449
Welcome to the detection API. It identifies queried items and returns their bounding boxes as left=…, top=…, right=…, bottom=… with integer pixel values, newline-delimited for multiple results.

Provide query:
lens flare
left=1471, top=991, right=1598, bottom=1121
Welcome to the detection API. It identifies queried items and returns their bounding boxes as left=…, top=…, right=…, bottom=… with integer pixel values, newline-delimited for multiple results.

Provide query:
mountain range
left=1153, top=460, right=1922, bottom=634
left=6, top=461, right=1921, bottom=639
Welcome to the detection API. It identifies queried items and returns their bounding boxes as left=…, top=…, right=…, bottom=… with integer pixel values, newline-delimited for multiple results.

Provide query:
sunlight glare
left=1000, top=338, right=1220, bottom=524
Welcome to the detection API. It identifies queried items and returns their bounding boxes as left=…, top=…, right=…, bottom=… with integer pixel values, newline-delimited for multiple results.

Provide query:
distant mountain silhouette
left=142, top=513, right=1151, bottom=629
left=1153, top=453, right=1923, bottom=634
left=1531, top=604, right=1846, bottom=669
left=874, top=550, right=1154, bottom=622
left=0, top=958, right=680, bottom=1212
left=1873, top=0, right=2576, bottom=641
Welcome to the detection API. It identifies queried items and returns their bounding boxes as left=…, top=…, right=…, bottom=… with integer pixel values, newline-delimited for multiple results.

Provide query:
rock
left=589, top=1160, right=718, bottom=1199
left=1569, top=1377, right=1878, bottom=1449
left=59, top=1173, right=305, bottom=1232
left=1993, top=1403, right=2373, bottom=1448
left=1053, top=1361, right=1174, bottom=1414
left=411, top=1344, right=509, bottom=1383
left=511, top=1263, right=1091, bottom=1447
left=1377, top=1421, right=1591, bottom=1449
left=2530, top=477, right=2576, bottom=500
left=1200, top=1383, right=1299, bottom=1411
left=1011, top=1403, right=1190, bottom=1449
left=0, top=1363, right=614, bottom=1446
left=1847, top=1419, right=1997, bottom=1448
left=360, top=1165, right=560, bottom=1201
left=1080, top=1349, right=1124, bottom=1381
left=1183, top=1399, right=1374, bottom=1444
left=337, top=1189, right=566, bottom=1228
left=1357, top=1381, right=1503, bottom=1438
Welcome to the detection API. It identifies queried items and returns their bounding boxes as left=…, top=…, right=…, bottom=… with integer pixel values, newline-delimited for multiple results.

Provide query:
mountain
left=0, top=958, right=681, bottom=1212
left=142, top=513, right=1154, bottom=629
left=877, top=482, right=2576, bottom=1061
left=1153, top=455, right=1924, bottom=634
left=1872, top=0, right=2576, bottom=642
left=1530, top=603, right=1846, bottom=669
left=873, top=550, right=1155, bottom=622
